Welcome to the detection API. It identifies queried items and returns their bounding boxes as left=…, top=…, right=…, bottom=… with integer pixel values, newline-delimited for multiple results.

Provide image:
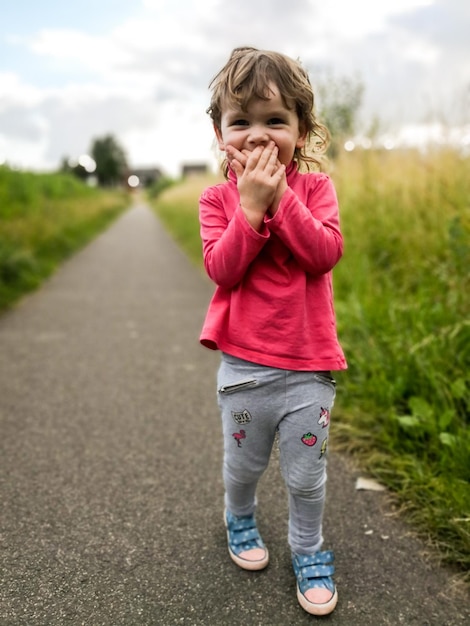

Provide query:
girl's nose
left=248, top=125, right=269, bottom=146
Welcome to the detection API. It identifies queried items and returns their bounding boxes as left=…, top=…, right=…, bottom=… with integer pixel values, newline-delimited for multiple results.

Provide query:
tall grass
left=149, top=150, right=470, bottom=575
left=149, top=173, right=222, bottom=264
left=332, top=148, right=469, bottom=573
left=0, top=166, right=129, bottom=310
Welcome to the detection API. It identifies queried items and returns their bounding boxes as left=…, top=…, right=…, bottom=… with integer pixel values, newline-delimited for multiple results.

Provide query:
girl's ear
left=296, top=125, right=308, bottom=149
left=214, top=124, right=225, bottom=151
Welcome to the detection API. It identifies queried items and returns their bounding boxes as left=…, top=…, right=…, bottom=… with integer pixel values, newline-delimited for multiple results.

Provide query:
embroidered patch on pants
left=232, top=429, right=246, bottom=447
left=301, top=432, right=317, bottom=447
left=231, top=409, right=252, bottom=425
left=318, top=407, right=331, bottom=428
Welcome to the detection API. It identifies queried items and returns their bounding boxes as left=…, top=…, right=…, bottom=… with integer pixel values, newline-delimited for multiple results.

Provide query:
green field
left=149, top=148, right=470, bottom=576
left=0, top=166, right=129, bottom=310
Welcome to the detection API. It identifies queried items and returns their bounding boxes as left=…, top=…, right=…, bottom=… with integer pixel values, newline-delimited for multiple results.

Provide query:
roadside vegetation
left=148, top=172, right=222, bottom=263
left=0, top=166, right=129, bottom=311
left=149, top=147, right=470, bottom=577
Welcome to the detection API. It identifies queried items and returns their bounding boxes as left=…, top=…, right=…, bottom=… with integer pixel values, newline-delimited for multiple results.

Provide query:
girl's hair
left=207, top=47, right=329, bottom=176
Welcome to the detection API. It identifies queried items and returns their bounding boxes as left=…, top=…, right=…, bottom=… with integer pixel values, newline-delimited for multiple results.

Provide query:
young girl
left=199, top=47, right=347, bottom=617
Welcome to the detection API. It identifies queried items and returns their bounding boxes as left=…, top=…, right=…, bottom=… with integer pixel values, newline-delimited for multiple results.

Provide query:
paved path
left=0, top=200, right=468, bottom=626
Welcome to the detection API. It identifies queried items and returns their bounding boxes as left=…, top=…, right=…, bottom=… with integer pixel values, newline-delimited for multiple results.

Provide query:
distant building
left=181, top=163, right=209, bottom=178
left=128, top=167, right=163, bottom=187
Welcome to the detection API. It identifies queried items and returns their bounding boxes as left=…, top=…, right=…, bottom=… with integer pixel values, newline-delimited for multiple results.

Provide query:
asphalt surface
left=0, top=199, right=468, bottom=626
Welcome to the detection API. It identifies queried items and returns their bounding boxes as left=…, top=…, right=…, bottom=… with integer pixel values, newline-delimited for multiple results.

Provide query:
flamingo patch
left=232, top=429, right=246, bottom=448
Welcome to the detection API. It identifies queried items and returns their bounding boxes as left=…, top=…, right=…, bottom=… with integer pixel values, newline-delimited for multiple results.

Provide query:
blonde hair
left=207, top=47, right=329, bottom=176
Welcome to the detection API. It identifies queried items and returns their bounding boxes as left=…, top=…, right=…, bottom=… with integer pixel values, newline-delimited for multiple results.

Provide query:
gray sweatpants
left=217, top=353, right=336, bottom=555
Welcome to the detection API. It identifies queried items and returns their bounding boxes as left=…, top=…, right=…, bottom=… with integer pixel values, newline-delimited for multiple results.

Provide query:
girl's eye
left=268, top=118, right=285, bottom=125
left=232, top=119, right=249, bottom=126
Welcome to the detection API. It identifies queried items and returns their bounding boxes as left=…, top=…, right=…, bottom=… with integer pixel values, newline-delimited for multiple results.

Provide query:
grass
left=0, top=166, right=129, bottom=311
left=149, top=150, right=470, bottom=577
left=148, top=173, right=222, bottom=265
left=331, top=148, right=470, bottom=575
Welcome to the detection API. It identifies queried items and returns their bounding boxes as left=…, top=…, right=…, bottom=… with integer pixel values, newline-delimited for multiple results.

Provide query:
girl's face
left=214, top=82, right=307, bottom=167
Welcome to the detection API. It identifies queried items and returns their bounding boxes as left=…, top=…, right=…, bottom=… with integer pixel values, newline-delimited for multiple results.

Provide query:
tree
left=59, top=157, right=89, bottom=181
left=90, top=134, right=128, bottom=187
left=315, top=74, right=364, bottom=158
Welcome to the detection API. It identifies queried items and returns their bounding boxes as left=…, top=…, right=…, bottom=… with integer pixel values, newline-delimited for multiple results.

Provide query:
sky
left=0, top=0, right=469, bottom=176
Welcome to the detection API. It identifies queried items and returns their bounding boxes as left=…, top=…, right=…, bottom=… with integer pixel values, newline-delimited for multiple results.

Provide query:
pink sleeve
left=199, top=186, right=270, bottom=289
left=266, top=174, right=343, bottom=275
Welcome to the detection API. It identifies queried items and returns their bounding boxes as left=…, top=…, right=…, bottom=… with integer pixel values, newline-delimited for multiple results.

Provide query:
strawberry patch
left=301, top=432, right=317, bottom=447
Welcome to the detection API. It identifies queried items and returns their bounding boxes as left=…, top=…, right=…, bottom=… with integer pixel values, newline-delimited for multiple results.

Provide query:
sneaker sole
left=227, top=541, right=269, bottom=571
left=297, top=585, right=338, bottom=616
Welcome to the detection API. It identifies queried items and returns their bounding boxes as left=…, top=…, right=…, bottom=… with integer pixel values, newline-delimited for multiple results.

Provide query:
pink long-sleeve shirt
left=199, top=162, right=347, bottom=371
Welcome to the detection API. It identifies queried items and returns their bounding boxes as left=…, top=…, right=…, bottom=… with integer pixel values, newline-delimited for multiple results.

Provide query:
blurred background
left=1, top=0, right=469, bottom=179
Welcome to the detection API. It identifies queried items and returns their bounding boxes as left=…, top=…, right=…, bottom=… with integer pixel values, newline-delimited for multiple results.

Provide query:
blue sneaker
left=292, top=551, right=338, bottom=615
left=224, top=509, right=269, bottom=571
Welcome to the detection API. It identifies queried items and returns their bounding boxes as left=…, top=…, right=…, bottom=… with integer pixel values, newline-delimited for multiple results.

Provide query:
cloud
left=201, top=0, right=316, bottom=49
left=301, top=0, right=470, bottom=127
left=41, top=94, right=159, bottom=162
left=391, top=0, right=470, bottom=51
left=0, top=107, right=46, bottom=143
left=0, top=72, right=161, bottom=167
left=388, top=0, right=470, bottom=112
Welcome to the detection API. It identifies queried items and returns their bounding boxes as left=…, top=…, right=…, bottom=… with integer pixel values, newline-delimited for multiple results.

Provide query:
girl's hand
left=226, top=142, right=285, bottom=230
left=226, top=146, right=250, bottom=170
left=268, top=170, right=288, bottom=217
